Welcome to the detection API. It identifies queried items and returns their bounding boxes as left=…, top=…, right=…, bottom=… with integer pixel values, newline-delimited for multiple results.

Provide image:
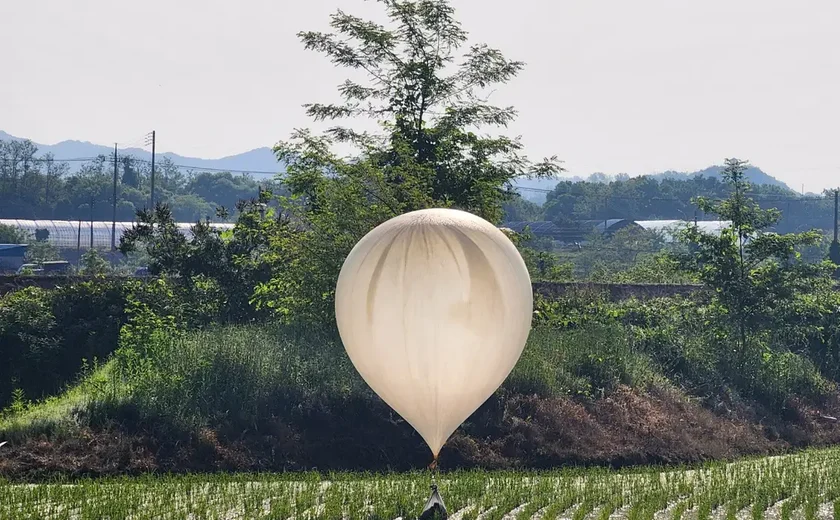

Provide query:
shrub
left=0, top=288, right=58, bottom=405
left=77, top=249, right=111, bottom=275
left=0, top=278, right=193, bottom=408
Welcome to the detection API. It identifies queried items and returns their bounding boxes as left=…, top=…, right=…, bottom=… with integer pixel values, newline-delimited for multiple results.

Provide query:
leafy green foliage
left=0, top=282, right=126, bottom=408
left=532, top=291, right=833, bottom=406
left=119, top=200, right=280, bottom=322
left=0, top=288, right=57, bottom=405
left=78, top=248, right=111, bottom=275
left=504, top=229, right=574, bottom=282
left=509, top=323, right=659, bottom=397
left=256, top=0, right=561, bottom=322
left=673, top=159, right=832, bottom=377
left=593, top=253, right=697, bottom=284
left=116, top=324, right=361, bottom=430
left=0, top=223, right=27, bottom=244
left=23, top=239, right=59, bottom=264
left=574, top=227, right=672, bottom=280
left=540, top=173, right=821, bottom=234
left=0, top=277, right=216, bottom=409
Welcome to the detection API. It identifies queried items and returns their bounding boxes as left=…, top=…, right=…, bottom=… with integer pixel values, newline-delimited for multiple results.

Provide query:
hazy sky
left=2, top=0, right=839, bottom=191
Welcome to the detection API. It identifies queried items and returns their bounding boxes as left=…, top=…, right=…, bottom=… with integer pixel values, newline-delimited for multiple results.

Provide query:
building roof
left=0, top=219, right=235, bottom=250
left=504, top=219, right=638, bottom=241
left=504, top=221, right=560, bottom=235
left=635, top=220, right=731, bottom=241
left=0, top=244, right=27, bottom=256
left=502, top=219, right=733, bottom=242
left=587, top=219, right=637, bottom=234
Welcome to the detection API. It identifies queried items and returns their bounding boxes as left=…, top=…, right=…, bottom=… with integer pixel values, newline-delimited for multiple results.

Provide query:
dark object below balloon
left=419, top=484, right=447, bottom=520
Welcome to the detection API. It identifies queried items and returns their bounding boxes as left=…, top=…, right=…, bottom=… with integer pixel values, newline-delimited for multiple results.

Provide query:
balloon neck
left=428, top=456, right=439, bottom=472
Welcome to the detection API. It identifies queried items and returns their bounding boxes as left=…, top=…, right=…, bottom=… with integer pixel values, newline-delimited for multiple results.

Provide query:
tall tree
left=121, top=156, right=141, bottom=189
left=279, top=0, right=561, bottom=219
left=675, top=158, right=830, bottom=375
left=259, top=0, right=561, bottom=322
left=70, top=156, right=112, bottom=221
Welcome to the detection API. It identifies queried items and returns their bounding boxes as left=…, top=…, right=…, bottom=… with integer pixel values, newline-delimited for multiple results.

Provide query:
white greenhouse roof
left=0, top=219, right=235, bottom=250
left=634, top=220, right=731, bottom=242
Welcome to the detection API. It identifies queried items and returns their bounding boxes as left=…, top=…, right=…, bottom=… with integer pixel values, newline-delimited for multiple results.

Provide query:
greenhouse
left=0, top=219, right=235, bottom=250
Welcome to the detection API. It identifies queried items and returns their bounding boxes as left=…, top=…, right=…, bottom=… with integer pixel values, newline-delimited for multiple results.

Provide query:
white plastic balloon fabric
left=335, top=208, right=533, bottom=458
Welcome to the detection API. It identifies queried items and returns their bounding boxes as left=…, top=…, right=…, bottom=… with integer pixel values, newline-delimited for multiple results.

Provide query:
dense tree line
left=3, top=136, right=831, bottom=235
left=537, top=175, right=832, bottom=234
left=0, top=139, right=285, bottom=223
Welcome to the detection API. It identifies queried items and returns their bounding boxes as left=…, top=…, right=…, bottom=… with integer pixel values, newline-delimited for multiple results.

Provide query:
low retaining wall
left=0, top=275, right=704, bottom=300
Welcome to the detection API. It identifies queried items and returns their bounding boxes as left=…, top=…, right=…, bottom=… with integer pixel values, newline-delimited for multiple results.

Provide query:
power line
left=116, top=133, right=152, bottom=150
left=0, top=157, right=833, bottom=189
left=126, top=158, right=280, bottom=175
left=0, top=156, right=281, bottom=175
left=1, top=157, right=104, bottom=163
left=0, top=158, right=835, bottom=205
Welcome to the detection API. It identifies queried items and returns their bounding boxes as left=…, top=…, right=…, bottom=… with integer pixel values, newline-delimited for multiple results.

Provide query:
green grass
left=0, top=361, right=126, bottom=443
left=3, top=448, right=840, bottom=519
left=1, top=321, right=665, bottom=443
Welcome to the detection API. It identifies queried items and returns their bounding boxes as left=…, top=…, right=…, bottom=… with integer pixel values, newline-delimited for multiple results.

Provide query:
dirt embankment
left=3, top=386, right=840, bottom=480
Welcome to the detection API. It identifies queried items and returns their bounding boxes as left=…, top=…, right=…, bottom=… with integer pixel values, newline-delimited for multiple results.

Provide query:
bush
left=0, top=282, right=125, bottom=407
left=0, top=277, right=199, bottom=408
left=0, top=223, right=28, bottom=244
left=77, top=249, right=111, bottom=275
left=0, top=288, right=58, bottom=405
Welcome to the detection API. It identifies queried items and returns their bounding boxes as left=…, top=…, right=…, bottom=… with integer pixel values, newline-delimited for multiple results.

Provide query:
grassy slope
left=4, top=322, right=840, bottom=478
left=0, top=362, right=127, bottom=442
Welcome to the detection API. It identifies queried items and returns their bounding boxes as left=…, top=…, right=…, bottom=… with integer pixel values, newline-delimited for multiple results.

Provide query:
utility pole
left=112, top=143, right=118, bottom=250
left=831, top=189, right=840, bottom=273
left=146, top=130, right=156, bottom=210
left=603, top=196, right=608, bottom=234
left=834, top=189, right=838, bottom=244
left=89, top=197, right=95, bottom=250
left=257, top=185, right=267, bottom=219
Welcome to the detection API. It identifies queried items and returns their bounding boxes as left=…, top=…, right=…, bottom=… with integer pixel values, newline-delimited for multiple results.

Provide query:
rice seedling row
left=4, top=448, right=840, bottom=519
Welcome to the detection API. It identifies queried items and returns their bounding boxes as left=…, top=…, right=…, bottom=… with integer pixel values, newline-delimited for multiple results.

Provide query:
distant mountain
left=0, top=131, right=283, bottom=177
left=1, top=130, right=793, bottom=192
left=649, top=165, right=791, bottom=190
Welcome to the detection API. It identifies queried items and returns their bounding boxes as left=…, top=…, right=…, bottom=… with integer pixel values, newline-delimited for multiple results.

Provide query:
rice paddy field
left=4, top=448, right=840, bottom=520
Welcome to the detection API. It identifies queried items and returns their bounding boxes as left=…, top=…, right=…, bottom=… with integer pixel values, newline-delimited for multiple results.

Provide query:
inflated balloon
left=335, top=208, right=533, bottom=459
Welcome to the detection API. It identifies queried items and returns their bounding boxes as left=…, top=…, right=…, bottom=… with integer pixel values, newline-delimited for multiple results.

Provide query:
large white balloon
left=335, top=208, right=533, bottom=458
